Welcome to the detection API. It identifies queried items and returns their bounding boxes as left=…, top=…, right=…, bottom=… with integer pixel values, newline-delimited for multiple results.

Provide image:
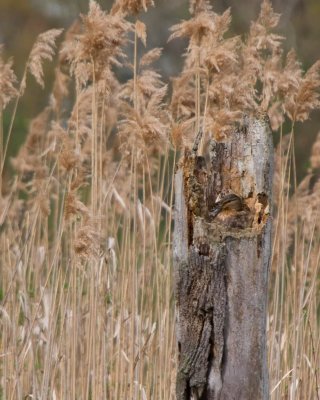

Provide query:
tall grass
left=0, top=0, right=319, bottom=399
left=269, top=130, right=320, bottom=399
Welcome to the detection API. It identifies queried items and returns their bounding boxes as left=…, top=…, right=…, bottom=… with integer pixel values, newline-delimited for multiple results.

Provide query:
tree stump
left=173, top=114, right=273, bottom=400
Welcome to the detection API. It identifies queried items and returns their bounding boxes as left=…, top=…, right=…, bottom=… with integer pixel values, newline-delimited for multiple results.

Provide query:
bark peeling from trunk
left=173, top=114, right=273, bottom=400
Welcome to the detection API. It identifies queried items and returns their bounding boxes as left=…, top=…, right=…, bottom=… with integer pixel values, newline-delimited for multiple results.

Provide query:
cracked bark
left=173, top=115, right=273, bottom=400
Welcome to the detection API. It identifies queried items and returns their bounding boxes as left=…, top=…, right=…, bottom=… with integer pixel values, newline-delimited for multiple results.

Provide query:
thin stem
left=195, top=47, right=201, bottom=141
left=91, top=57, right=97, bottom=213
left=133, top=25, right=138, bottom=113
left=1, top=70, right=27, bottom=177
left=199, top=74, right=210, bottom=155
left=0, top=107, right=3, bottom=197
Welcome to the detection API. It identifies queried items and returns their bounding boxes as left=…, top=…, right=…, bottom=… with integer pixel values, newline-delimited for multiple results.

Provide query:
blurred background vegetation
left=1, top=0, right=320, bottom=180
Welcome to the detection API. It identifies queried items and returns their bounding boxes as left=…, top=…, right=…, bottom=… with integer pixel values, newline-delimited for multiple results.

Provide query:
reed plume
left=0, top=1, right=319, bottom=399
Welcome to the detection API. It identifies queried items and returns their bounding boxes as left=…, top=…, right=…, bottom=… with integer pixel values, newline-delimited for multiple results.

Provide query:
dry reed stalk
left=0, top=0, right=319, bottom=399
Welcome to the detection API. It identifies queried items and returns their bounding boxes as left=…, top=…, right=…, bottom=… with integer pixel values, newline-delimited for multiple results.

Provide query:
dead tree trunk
left=173, top=114, right=273, bottom=400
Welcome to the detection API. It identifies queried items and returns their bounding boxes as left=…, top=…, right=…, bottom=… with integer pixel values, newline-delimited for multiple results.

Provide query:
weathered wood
left=173, top=114, right=273, bottom=400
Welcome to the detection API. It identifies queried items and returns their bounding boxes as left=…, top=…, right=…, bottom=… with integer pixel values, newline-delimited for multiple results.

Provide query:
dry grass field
left=0, top=0, right=319, bottom=398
